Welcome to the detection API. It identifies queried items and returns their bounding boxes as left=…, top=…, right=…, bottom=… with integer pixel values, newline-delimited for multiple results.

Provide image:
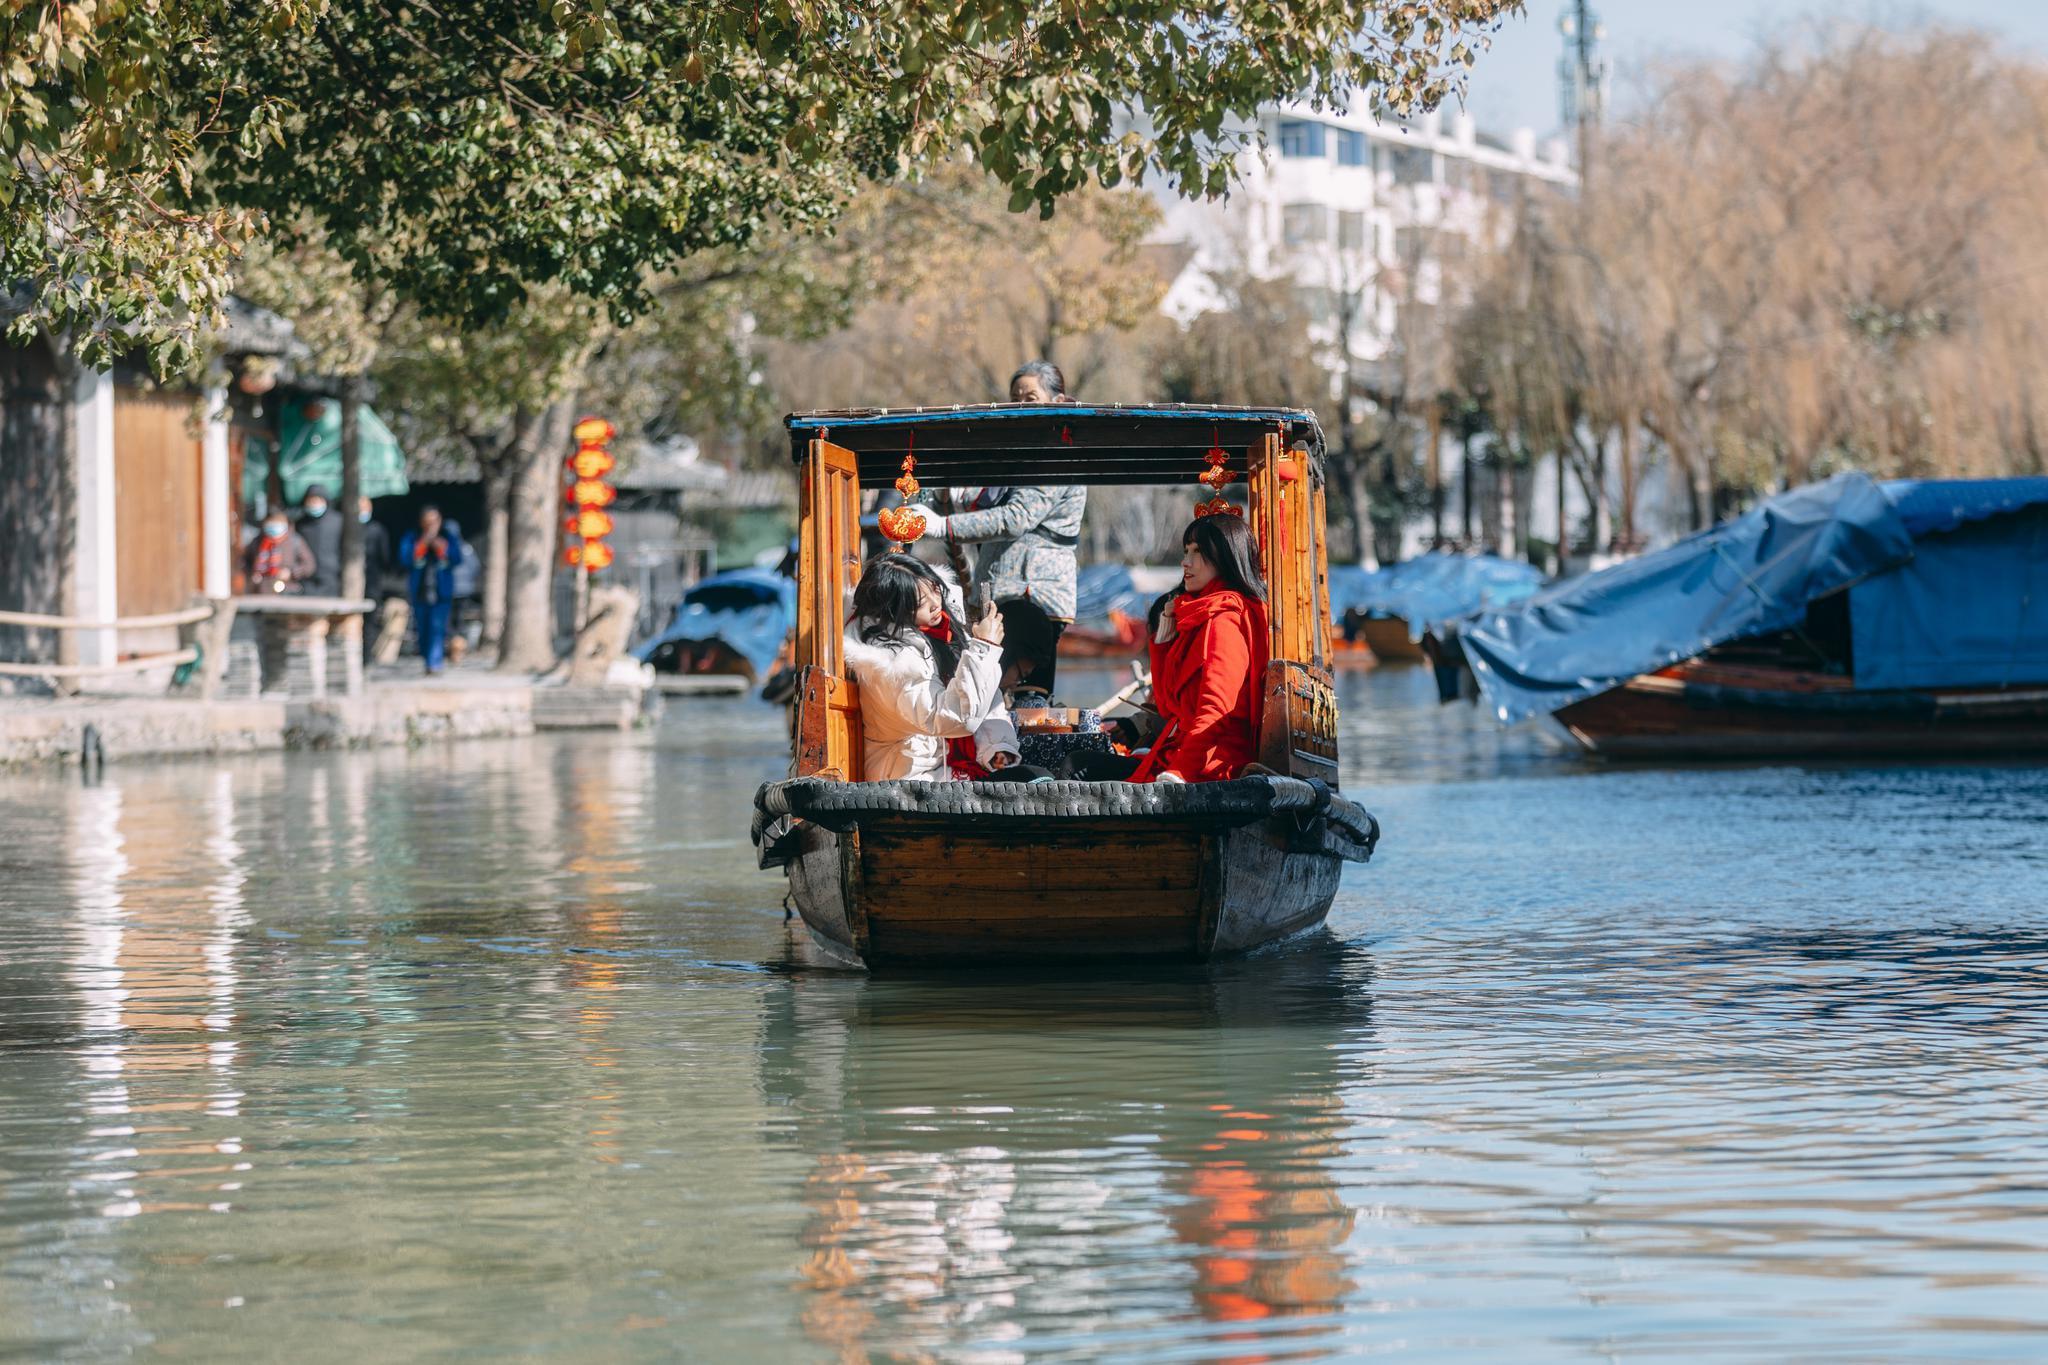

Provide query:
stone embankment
left=0, top=673, right=654, bottom=766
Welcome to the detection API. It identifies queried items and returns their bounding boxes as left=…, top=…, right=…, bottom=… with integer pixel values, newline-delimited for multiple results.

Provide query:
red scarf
left=920, top=617, right=986, bottom=779
left=252, top=534, right=287, bottom=582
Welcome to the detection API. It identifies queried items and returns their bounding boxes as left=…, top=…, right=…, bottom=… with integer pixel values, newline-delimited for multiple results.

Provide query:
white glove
left=1154, top=770, right=1186, bottom=785
left=916, top=513, right=949, bottom=541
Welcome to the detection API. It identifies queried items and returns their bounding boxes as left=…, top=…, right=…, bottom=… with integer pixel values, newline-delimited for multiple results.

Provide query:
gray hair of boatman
left=1008, top=360, right=1067, bottom=400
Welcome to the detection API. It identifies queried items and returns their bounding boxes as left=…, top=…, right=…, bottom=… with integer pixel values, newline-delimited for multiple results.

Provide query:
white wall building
left=1145, top=101, right=1587, bottom=561
left=1153, top=101, right=1574, bottom=367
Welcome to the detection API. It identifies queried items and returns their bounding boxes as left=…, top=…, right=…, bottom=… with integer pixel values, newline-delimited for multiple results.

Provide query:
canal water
left=3, top=667, right=2046, bottom=1361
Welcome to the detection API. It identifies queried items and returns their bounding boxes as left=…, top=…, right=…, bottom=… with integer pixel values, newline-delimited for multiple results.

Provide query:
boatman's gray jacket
left=942, top=485, right=1086, bottom=622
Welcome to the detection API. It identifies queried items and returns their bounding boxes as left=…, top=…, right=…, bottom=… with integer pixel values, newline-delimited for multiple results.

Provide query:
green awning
left=244, top=396, right=410, bottom=505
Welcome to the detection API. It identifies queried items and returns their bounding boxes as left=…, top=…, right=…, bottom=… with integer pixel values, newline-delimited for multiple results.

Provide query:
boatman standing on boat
left=916, top=361, right=1085, bottom=695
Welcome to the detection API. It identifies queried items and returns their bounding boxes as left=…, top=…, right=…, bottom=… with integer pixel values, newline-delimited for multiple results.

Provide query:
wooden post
left=797, top=438, right=860, bottom=677
left=795, top=438, right=863, bottom=778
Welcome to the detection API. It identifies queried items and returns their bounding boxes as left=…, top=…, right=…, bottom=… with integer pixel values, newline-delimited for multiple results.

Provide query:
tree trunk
left=1425, top=403, right=1444, bottom=548
left=1690, top=447, right=1715, bottom=531
left=339, top=382, right=365, bottom=601
left=479, top=452, right=513, bottom=650
left=0, top=336, right=74, bottom=667
left=1617, top=413, right=1639, bottom=550
left=1371, top=425, right=1404, bottom=567
left=1591, top=436, right=1612, bottom=554
left=1495, top=446, right=1517, bottom=559
left=1460, top=431, right=1476, bottom=546
left=1555, top=446, right=1570, bottom=575
left=496, top=401, right=574, bottom=672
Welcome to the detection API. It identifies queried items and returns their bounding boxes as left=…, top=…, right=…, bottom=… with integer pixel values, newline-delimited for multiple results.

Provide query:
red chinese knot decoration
left=564, top=416, right=619, bottom=570
left=876, top=447, right=926, bottom=549
left=1194, top=428, right=1243, bottom=518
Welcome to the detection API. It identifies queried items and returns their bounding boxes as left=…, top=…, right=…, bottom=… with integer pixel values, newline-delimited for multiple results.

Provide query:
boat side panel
left=857, top=821, right=1206, bottom=964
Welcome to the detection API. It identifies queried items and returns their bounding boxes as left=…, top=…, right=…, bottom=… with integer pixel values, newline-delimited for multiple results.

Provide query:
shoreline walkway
left=0, top=660, right=656, bottom=766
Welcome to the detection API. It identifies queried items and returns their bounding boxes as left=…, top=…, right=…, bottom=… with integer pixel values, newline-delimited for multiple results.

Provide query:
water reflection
left=763, top=940, right=1375, bottom=1360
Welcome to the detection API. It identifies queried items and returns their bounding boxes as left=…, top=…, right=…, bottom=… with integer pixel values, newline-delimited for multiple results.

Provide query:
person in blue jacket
left=398, top=505, right=464, bottom=675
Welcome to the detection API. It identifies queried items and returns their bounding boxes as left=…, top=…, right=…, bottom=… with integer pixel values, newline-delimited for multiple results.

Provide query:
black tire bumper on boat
left=752, top=775, right=1379, bottom=869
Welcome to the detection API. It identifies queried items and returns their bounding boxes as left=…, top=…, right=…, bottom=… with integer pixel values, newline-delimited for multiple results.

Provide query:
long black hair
left=1008, top=360, right=1067, bottom=400
left=849, top=552, right=967, bottom=681
left=1181, top=514, right=1267, bottom=602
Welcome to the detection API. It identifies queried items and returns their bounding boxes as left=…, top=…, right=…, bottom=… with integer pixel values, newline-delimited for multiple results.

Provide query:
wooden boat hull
left=784, top=815, right=1344, bottom=967
left=1358, top=615, right=1426, bottom=662
left=1556, top=672, right=2048, bottom=759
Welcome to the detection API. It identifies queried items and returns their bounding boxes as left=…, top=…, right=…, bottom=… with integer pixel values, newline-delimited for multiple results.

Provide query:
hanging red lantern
left=572, top=479, right=617, bottom=508
left=571, top=447, right=616, bottom=480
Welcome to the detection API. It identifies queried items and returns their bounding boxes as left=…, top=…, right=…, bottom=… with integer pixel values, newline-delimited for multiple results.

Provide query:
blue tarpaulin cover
left=1073, top=563, right=1148, bottom=627
left=1881, top=477, right=2048, bottom=537
left=1455, top=472, right=1916, bottom=723
left=1850, top=482, right=2048, bottom=690
left=634, top=568, right=795, bottom=678
left=1330, top=552, right=1545, bottom=641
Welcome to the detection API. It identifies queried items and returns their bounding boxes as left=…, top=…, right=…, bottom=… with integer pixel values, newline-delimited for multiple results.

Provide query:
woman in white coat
left=843, top=552, right=1015, bottom=781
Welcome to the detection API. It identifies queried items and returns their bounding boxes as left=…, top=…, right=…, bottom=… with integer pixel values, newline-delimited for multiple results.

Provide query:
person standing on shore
left=242, top=510, right=316, bottom=595
left=358, top=497, right=393, bottom=598
left=296, top=484, right=342, bottom=597
left=399, top=506, right=464, bottom=675
left=916, top=361, right=1085, bottom=695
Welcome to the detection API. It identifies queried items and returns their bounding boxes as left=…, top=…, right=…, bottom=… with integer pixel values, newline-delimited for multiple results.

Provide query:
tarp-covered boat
left=1059, top=562, right=1180, bottom=659
left=1330, top=552, right=1545, bottom=662
left=1432, top=472, right=2048, bottom=757
left=753, top=403, right=1378, bottom=967
left=634, top=568, right=795, bottom=684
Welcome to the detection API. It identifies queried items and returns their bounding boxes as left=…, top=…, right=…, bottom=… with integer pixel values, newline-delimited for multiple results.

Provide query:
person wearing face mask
left=295, top=484, right=343, bottom=597
left=242, top=508, right=317, bottom=595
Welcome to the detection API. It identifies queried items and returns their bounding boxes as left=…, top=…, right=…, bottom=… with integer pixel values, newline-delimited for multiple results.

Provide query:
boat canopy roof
left=1328, top=552, right=1546, bottom=642
left=1448, top=472, right=2048, bottom=722
left=785, top=402, right=1324, bottom=489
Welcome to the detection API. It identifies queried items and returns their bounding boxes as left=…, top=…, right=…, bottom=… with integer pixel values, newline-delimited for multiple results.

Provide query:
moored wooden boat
left=1436, top=473, right=2048, bottom=761
left=1555, top=660, right=2048, bottom=759
left=1356, top=614, right=1426, bottom=662
left=752, top=403, right=1377, bottom=969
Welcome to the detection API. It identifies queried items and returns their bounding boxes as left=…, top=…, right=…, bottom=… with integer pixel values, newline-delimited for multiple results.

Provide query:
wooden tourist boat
left=752, top=403, right=1378, bottom=968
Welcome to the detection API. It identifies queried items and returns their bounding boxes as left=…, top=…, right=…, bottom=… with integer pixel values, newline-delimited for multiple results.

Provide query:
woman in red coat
left=1132, top=514, right=1270, bottom=784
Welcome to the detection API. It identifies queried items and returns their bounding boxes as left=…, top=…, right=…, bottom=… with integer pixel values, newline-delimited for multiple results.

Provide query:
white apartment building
left=1152, top=102, right=1576, bottom=366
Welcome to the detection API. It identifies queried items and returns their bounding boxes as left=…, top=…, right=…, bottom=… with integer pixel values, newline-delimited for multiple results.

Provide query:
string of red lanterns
left=563, top=416, right=618, bottom=571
